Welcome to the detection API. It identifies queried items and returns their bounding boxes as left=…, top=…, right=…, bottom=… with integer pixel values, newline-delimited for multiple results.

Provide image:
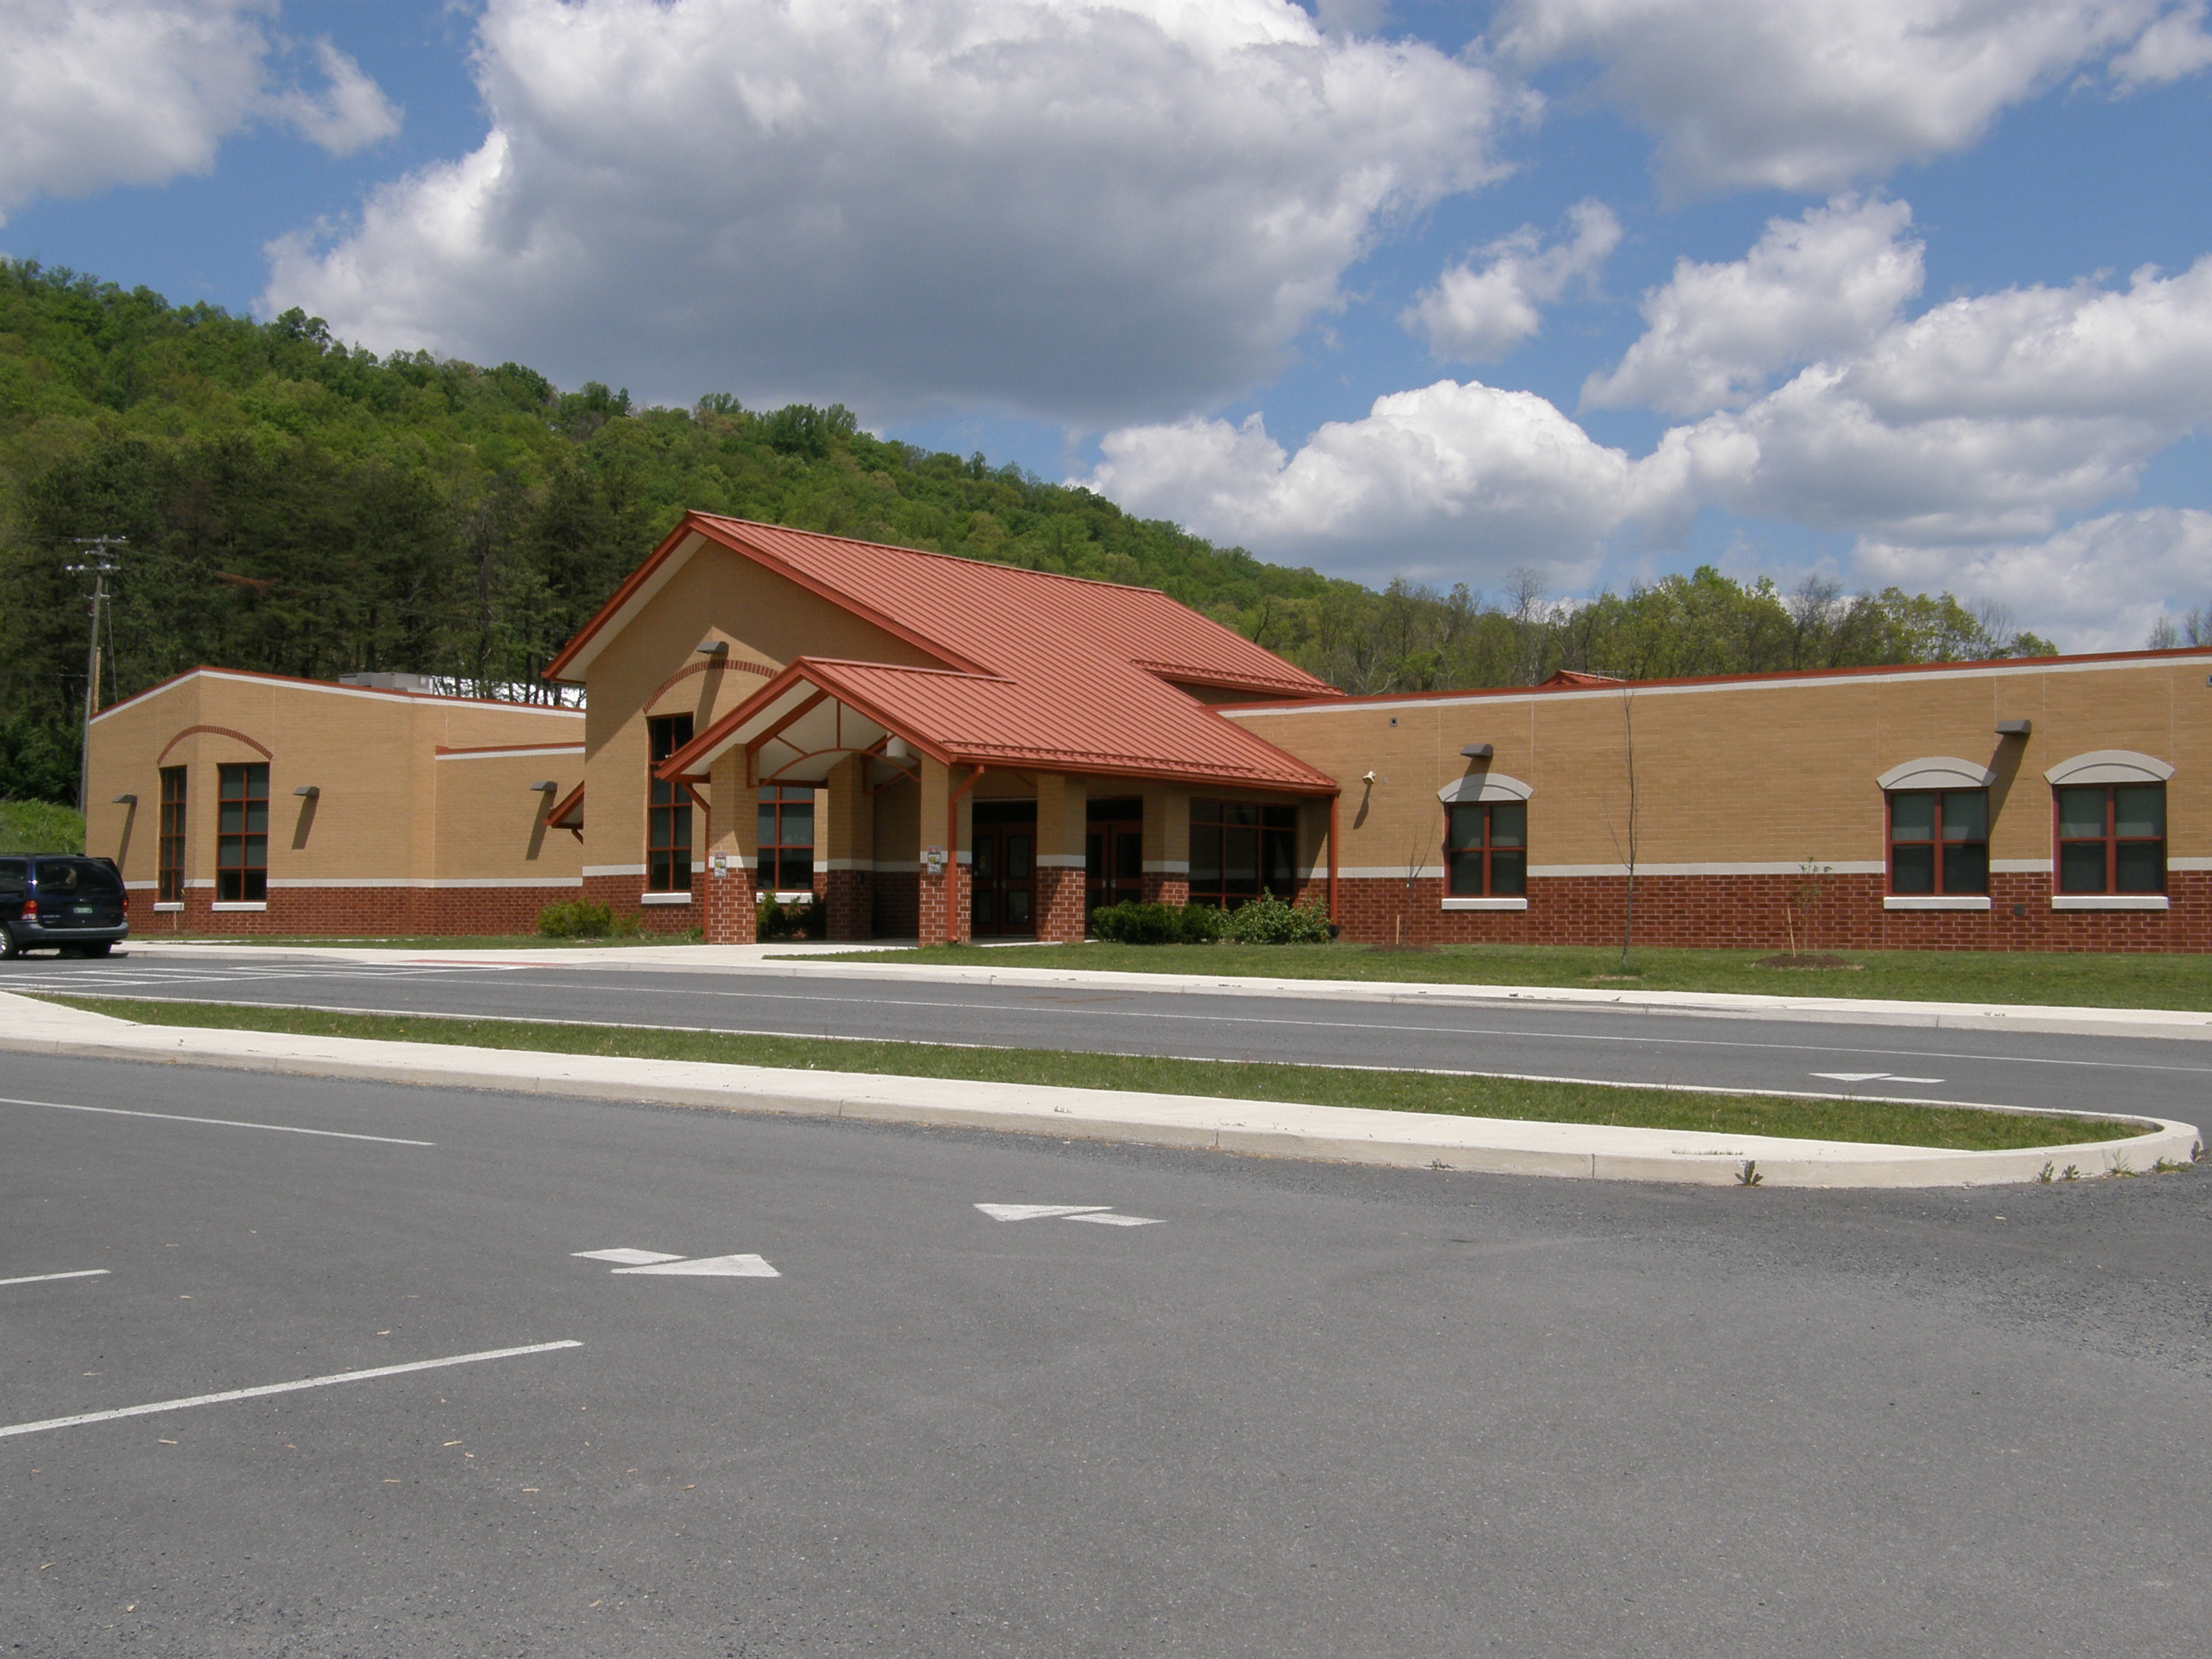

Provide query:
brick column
left=1033, top=773, right=1087, bottom=941
left=702, top=750, right=758, bottom=943
left=917, top=758, right=972, bottom=945
left=821, top=754, right=874, bottom=941
left=1139, top=783, right=1189, bottom=906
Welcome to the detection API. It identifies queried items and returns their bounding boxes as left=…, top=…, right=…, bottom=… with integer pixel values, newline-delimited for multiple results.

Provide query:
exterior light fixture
left=1995, top=719, right=2032, bottom=737
left=1361, top=770, right=1376, bottom=785
left=1460, top=743, right=1494, bottom=759
left=111, top=792, right=137, bottom=805
left=884, top=737, right=912, bottom=762
left=293, top=785, right=320, bottom=798
left=529, top=780, right=558, bottom=792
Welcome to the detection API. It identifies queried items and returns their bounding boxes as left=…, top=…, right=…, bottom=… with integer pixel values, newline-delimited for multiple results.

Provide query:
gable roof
left=558, top=513, right=1342, bottom=794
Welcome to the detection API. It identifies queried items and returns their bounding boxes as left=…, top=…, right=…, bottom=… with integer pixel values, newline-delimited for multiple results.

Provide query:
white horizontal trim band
left=1525, top=861, right=1888, bottom=878
left=125, top=880, right=157, bottom=890
left=1441, top=897, right=1528, bottom=911
left=1220, top=652, right=2212, bottom=719
left=1034, top=854, right=1088, bottom=869
left=152, top=903, right=182, bottom=912
left=210, top=901, right=266, bottom=912
left=435, top=745, right=583, bottom=761
left=1141, top=860, right=1190, bottom=874
left=1989, top=859, right=2051, bottom=873
left=2051, top=895, right=2169, bottom=909
left=639, top=891, right=693, bottom=905
left=583, top=864, right=648, bottom=877
left=2168, top=858, right=2212, bottom=872
left=1883, top=895, right=1992, bottom=910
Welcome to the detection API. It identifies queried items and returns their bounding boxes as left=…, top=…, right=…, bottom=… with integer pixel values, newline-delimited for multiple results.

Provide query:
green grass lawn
left=43, top=995, right=2154, bottom=1153
left=802, top=941, right=2212, bottom=1011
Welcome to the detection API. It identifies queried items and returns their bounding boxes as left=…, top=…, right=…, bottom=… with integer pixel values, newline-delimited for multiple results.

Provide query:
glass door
left=971, top=800, right=1036, bottom=937
left=1084, top=796, right=1143, bottom=930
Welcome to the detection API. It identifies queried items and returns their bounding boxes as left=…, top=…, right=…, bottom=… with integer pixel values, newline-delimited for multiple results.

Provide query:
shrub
left=537, top=898, right=617, bottom=938
left=758, top=893, right=827, bottom=941
left=1174, top=902, right=1227, bottom=943
left=1090, top=901, right=1229, bottom=944
left=1223, top=891, right=1334, bottom=944
left=1090, top=900, right=1179, bottom=944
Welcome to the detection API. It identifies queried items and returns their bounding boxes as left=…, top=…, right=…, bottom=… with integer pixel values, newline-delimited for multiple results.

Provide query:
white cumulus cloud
left=0, top=2, right=397, bottom=222
left=1493, top=0, right=2192, bottom=194
left=1083, top=377, right=1685, bottom=586
left=1401, top=199, right=1620, bottom=363
left=262, top=0, right=1515, bottom=424
left=2111, top=0, right=2212, bottom=83
left=1584, top=196, right=1923, bottom=417
left=1854, top=508, right=2212, bottom=651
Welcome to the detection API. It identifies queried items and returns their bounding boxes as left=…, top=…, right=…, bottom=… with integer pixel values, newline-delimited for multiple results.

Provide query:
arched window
left=1876, top=758, right=1994, bottom=900
left=2045, top=752, right=2171, bottom=898
left=1438, top=773, right=1531, bottom=903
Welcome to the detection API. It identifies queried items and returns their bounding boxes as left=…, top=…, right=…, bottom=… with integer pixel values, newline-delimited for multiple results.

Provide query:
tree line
left=1, top=260, right=2070, bottom=804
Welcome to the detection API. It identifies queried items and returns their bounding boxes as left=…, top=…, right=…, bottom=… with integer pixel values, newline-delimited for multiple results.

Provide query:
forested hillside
left=0, top=260, right=2052, bottom=803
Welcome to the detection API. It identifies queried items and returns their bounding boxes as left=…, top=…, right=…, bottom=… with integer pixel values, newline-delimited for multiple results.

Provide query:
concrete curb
left=112, top=941, right=2212, bottom=1042
left=3, top=994, right=2196, bottom=1189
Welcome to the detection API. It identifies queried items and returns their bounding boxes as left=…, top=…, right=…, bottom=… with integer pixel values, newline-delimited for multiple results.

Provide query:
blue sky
left=5, top=1, right=2210, bottom=648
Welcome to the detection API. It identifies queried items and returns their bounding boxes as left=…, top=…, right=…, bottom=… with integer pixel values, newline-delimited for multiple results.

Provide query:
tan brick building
left=85, top=513, right=2212, bottom=951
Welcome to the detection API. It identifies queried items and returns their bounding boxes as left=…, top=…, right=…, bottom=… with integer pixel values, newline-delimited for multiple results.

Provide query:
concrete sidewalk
left=3, top=991, right=2194, bottom=1189
left=116, top=938, right=2212, bottom=1042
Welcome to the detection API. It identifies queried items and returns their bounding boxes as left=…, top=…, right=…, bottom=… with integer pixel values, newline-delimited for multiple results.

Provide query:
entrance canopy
left=659, top=653, right=1340, bottom=796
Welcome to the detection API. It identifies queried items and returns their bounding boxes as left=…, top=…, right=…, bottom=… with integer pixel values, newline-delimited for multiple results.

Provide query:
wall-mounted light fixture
left=293, top=785, right=320, bottom=798
left=1995, top=719, right=2032, bottom=737
left=1361, top=769, right=1376, bottom=785
left=884, top=737, right=912, bottom=762
left=1460, top=743, right=1494, bottom=760
left=529, top=779, right=558, bottom=793
left=111, top=792, right=137, bottom=805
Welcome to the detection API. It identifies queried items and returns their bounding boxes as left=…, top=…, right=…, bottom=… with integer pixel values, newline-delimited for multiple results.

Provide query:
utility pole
left=64, top=538, right=124, bottom=814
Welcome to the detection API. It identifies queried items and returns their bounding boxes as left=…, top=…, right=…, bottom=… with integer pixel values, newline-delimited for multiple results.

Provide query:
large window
left=647, top=715, right=694, bottom=893
left=1888, top=790, right=1988, bottom=895
left=1446, top=801, right=1526, bottom=897
left=158, top=765, right=187, bottom=902
left=215, top=762, right=268, bottom=901
left=757, top=786, right=815, bottom=895
left=2057, top=784, right=2165, bottom=895
left=1189, top=801, right=1298, bottom=908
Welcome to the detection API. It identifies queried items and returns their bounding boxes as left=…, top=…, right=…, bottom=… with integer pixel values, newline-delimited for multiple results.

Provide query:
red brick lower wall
left=1326, top=870, right=2212, bottom=951
left=1036, top=866, right=1086, bottom=943
left=140, top=885, right=585, bottom=937
left=824, top=869, right=872, bottom=941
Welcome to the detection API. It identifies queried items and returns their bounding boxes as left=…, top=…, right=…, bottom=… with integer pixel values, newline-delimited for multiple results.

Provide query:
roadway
left=3, top=948, right=2209, bottom=1119
left=4, top=1050, right=2208, bottom=1657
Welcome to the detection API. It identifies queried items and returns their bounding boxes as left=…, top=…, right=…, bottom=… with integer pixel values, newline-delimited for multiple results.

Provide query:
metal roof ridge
left=692, top=512, right=1181, bottom=598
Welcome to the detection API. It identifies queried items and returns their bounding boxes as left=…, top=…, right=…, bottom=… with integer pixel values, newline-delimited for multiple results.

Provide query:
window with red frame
left=756, top=786, right=816, bottom=895
left=215, top=762, right=268, bottom=901
left=158, top=766, right=187, bottom=902
left=646, top=715, right=694, bottom=893
left=2056, top=784, right=2165, bottom=894
left=1445, top=801, right=1525, bottom=897
left=1887, top=790, right=1988, bottom=895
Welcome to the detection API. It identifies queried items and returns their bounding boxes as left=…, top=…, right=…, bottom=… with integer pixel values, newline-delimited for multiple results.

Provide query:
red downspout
left=1327, top=793, right=1340, bottom=927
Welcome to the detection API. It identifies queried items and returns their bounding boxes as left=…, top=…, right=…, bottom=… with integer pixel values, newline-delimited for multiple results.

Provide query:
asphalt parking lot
left=5, top=1049, right=2211, bottom=1657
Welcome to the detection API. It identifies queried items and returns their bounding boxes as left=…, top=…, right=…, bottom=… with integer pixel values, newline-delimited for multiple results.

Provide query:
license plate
left=70, top=905, right=94, bottom=917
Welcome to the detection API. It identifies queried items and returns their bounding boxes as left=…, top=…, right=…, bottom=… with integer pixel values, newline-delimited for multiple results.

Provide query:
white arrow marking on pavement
left=974, top=1204, right=1115, bottom=1221
left=1064, top=1212, right=1164, bottom=1227
left=572, top=1248, right=685, bottom=1265
left=1883, top=1076, right=1946, bottom=1084
left=1809, top=1072, right=1893, bottom=1082
left=611, top=1254, right=779, bottom=1277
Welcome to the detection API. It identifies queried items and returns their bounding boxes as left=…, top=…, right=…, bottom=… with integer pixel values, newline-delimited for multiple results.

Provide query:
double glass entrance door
left=1085, top=796, right=1143, bottom=930
left=971, top=802, right=1036, bottom=936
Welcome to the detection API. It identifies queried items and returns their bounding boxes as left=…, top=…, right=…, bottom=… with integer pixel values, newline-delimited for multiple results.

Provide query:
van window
left=35, top=859, right=124, bottom=895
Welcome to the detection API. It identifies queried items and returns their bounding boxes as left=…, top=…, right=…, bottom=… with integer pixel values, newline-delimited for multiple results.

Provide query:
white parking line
left=0, top=1268, right=110, bottom=1288
left=0, top=1094, right=434, bottom=1147
left=0, top=1340, right=583, bottom=1440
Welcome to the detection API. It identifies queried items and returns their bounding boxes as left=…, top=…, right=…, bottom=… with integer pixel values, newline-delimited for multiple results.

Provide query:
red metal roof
left=579, top=514, right=1341, bottom=794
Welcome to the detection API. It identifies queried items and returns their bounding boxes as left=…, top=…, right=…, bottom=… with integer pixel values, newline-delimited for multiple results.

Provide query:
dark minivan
left=0, top=855, right=130, bottom=958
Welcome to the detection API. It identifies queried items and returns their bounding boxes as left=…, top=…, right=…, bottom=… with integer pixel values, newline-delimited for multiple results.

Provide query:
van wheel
left=0, top=929, right=20, bottom=960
